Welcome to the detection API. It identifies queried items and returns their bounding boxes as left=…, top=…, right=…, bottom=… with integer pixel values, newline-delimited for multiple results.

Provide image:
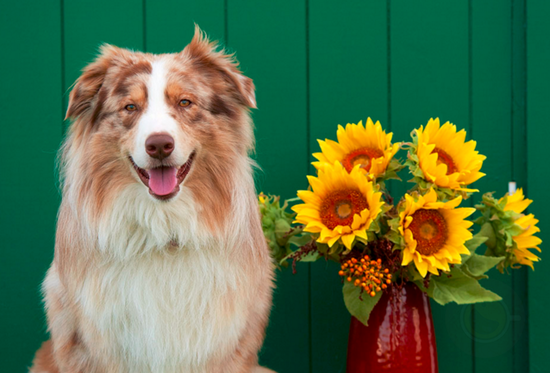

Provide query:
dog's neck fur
left=59, top=142, right=257, bottom=261
left=52, top=154, right=264, bottom=372
left=96, top=184, right=207, bottom=259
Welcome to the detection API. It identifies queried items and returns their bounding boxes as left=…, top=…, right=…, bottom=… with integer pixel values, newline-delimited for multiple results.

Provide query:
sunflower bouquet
left=259, top=118, right=542, bottom=325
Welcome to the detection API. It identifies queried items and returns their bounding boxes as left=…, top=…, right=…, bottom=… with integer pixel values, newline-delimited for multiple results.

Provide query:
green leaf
left=406, top=264, right=424, bottom=283
left=507, top=223, right=526, bottom=237
left=278, top=248, right=291, bottom=262
left=414, top=279, right=434, bottom=298
left=280, top=246, right=320, bottom=265
left=505, top=232, right=514, bottom=247
left=299, top=250, right=320, bottom=262
left=382, top=170, right=400, bottom=181
left=287, top=234, right=312, bottom=248
left=412, top=166, right=425, bottom=178
left=386, top=230, right=403, bottom=245
left=328, top=242, right=343, bottom=255
left=343, top=281, right=382, bottom=326
left=367, top=231, right=377, bottom=241
left=472, top=216, right=485, bottom=226
left=464, top=235, right=488, bottom=257
left=431, top=267, right=502, bottom=305
left=387, top=217, right=400, bottom=230
left=462, top=254, right=504, bottom=279
left=316, top=242, right=329, bottom=255
left=369, top=219, right=381, bottom=234
left=274, top=218, right=291, bottom=234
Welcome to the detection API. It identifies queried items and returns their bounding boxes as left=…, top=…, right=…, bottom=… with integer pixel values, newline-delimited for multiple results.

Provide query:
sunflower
left=292, top=162, right=384, bottom=250
left=312, top=118, right=400, bottom=179
left=400, top=188, right=476, bottom=277
left=258, top=192, right=266, bottom=204
left=415, top=118, right=486, bottom=190
left=500, top=188, right=541, bottom=269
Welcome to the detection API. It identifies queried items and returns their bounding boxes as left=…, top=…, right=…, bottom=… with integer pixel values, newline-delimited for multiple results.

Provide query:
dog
left=30, top=27, right=275, bottom=373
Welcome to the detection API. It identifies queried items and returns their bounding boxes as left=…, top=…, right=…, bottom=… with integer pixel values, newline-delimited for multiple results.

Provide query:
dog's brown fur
left=30, top=28, right=274, bottom=373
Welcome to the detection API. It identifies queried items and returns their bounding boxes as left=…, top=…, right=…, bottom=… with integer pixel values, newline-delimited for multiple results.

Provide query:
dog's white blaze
left=133, top=58, right=189, bottom=168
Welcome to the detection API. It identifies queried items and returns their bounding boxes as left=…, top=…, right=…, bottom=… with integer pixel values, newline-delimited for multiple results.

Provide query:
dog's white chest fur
left=74, top=186, right=252, bottom=372
left=79, top=248, right=250, bottom=373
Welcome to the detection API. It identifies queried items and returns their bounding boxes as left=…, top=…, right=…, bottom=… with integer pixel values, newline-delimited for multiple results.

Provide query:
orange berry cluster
left=339, top=255, right=392, bottom=297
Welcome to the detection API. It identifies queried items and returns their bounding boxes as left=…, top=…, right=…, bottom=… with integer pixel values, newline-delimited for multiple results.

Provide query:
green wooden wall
left=1, top=1, right=548, bottom=372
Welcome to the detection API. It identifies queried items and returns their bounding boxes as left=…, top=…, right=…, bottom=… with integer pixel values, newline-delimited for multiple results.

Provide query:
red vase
left=347, top=282, right=439, bottom=373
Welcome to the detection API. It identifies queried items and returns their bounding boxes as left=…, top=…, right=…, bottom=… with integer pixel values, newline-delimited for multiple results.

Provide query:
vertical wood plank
left=527, top=0, right=550, bottom=372
left=145, top=0, right=224, bottom=54
left=64, top=0, right=144, bottom=110
left=0, top=0, right=62, bottom=371
left=309, top=1, right=388, bottom=371
left=471, top=1, right=516, bottom=372
left=390, top=0, right=470, bottom=129
left=0, top=2, right=539, bottom=372
left=226, top=2, right=310, bottom=372
left=390, top=1, right=473, bottom=372
left=511, top=1, right=529, bottom=371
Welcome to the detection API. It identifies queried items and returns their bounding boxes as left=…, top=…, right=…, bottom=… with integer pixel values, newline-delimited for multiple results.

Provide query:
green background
left=1, top=0, right=548, bottom=372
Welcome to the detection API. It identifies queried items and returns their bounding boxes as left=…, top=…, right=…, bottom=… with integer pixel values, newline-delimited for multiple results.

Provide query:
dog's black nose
left=145, top=134, right=174, bottom=160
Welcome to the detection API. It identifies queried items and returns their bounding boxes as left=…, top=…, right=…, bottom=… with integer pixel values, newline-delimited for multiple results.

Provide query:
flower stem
left=285, top=197, right=301, bottom=203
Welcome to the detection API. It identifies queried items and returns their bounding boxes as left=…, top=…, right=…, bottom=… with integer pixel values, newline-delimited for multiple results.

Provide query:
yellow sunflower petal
left=402, top=247, right=414, bottom=265
left=294, top=162, right=383, bottom=251
left=414, top=256, right=429, bottom=277
left=427, top=264, right=440, bottom=276
left=341, top=234, right=356, bottom=250
left=415, top=118, right=485, bottom=190
left=501, top=188, right=533, bottom=214
left=327, top=235, right=341, bottom=247
left=354, top=229, right=368, bottom=241
left=313, top=119, right=399, bottom=177
left=304, top=176, right=326, bottom=196
left=400, top=189, right=473, bottom=276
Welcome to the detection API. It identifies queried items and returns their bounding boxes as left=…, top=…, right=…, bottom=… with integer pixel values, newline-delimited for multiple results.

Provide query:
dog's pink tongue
left=148, top=167, right=177, bottom=195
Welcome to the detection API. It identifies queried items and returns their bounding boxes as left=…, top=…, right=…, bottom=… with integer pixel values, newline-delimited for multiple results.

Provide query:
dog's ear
left=182, top=25, right=256, bottom=109
left=65, top=44, right=130, bottom=120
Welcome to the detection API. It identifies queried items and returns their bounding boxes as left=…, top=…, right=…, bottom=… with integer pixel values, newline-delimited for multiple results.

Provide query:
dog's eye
left=125, top=104, right=137, bottom=112
left=179, top=99, right=191, bottom=107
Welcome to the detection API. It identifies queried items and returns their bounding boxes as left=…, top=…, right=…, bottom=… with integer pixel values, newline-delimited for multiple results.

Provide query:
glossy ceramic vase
left=346, top=282, right=439, bottom=373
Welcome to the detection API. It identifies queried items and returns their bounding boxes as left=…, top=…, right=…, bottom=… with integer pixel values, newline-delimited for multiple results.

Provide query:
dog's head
left=65, top=27, right=256, bottom=210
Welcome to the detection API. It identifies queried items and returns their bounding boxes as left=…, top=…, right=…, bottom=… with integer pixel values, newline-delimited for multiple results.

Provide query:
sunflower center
left=341, top=148, right=384, bottom=173
left=432, top=148, right=457, bottom=175
left=408, top=209, right=448, bottom=256
left=320, top=189, right=369, bottom=229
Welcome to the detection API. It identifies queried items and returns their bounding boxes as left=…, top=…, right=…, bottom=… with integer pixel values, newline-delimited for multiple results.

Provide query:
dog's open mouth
left=130, top=151, right=196, bottom=200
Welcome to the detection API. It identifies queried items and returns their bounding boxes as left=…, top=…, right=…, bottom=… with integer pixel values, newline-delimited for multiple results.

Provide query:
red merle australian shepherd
left=30, top=27, right=275, bottom=373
